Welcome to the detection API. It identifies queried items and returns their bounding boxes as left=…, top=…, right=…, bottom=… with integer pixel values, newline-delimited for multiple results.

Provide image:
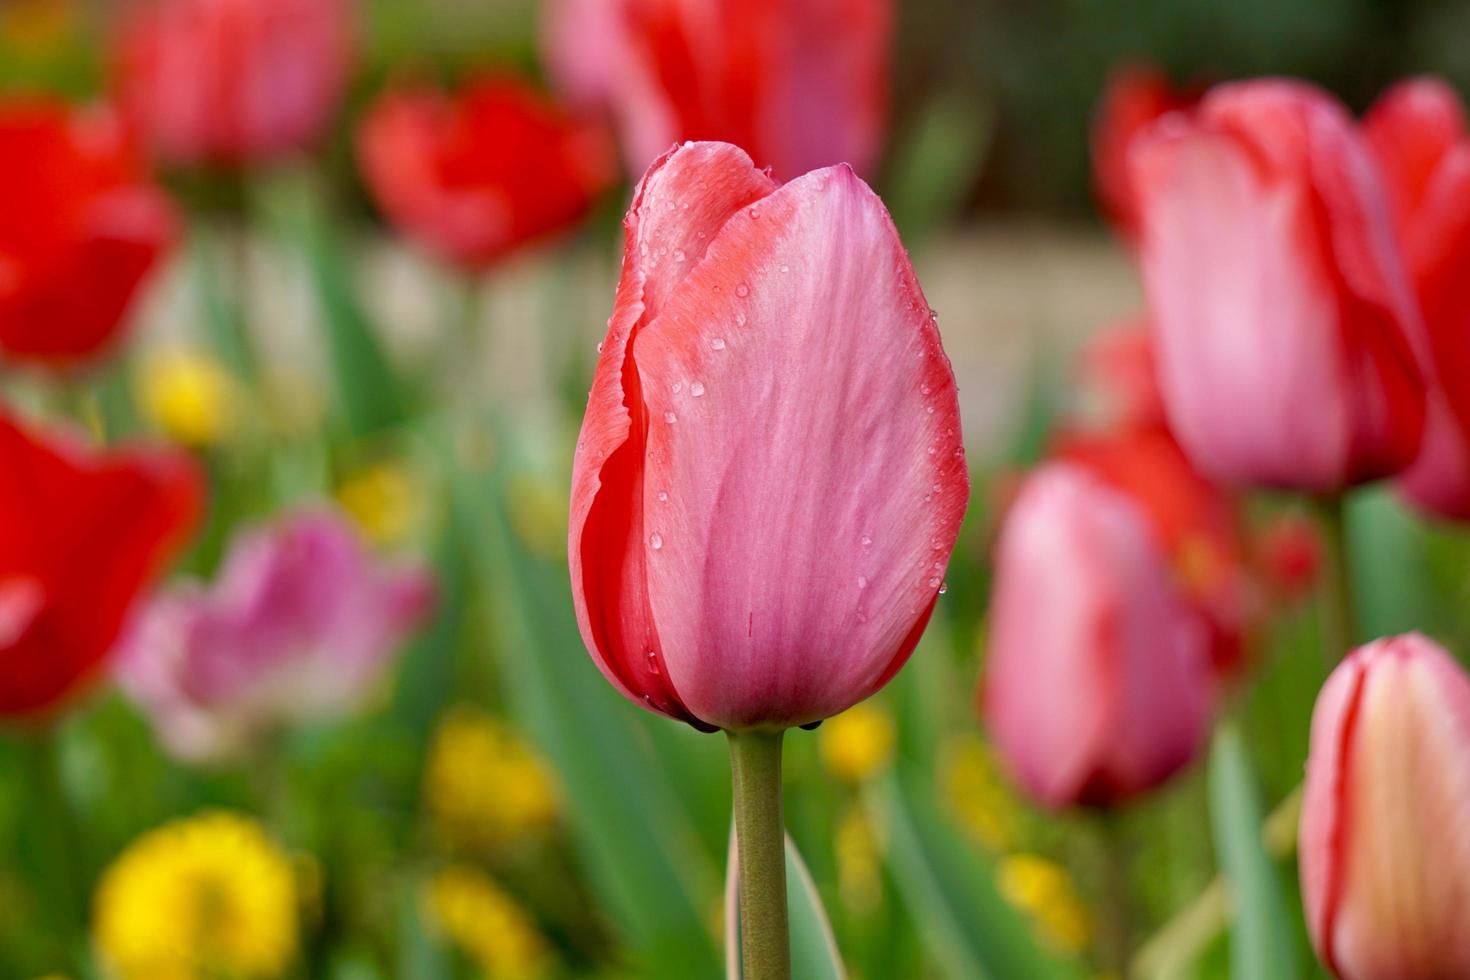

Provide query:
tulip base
left=728, top=729, right=790, bottom=980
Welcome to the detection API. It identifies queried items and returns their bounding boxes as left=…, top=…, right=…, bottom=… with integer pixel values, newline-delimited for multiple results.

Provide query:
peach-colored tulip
left=1131, top=80, right=1425, bottom=492
left=1299, top=634, right=1470, bottom=979
left=568, top=141, right=967, bottom=731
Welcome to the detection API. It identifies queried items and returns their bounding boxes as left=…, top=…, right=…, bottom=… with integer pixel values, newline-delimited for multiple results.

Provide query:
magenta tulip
left=1299, top=633, right=1470, bottom=979
left=567, top=141, right=968, bottom=733
left=981, top=463, right=1213, bottom=807
left=1131, top=80, right=1425, bottom=492
left=116, top=508, right=433, bottom=760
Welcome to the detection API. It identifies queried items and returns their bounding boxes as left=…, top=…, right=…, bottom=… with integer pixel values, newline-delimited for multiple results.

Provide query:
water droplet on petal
left=667, top=200, right=678, bottom=212
left=690, top=381, right=706, bottom=397
left=657, top=491, right=669, bottom=502
left=926, top=406, right=935, bottom=414
left=928, top=308, right=939, bottom=320
left=735, top=282, right=750, bottom=298
left=735, top=312, right=747, bottom=326
left=779, top=264, right=790, bottom=274
left=749, top=207, right=761, bottom=219
left=857, top=575, right=868, bottom=589
left=646, top=650, right=660, bottom=672
left=650, top=532, right=663, bottom=550
left=857, top=610, right=869, bottom=624
left=921, top=384, right=931, bottom=395
left=596, top=341, right=604, bottom=354
left=938, top=581, right=949, bottom=595
left=928, top=576, right=941, bottom=588
left=672, top=381, right=683, bottom=394
left=673, top=249, right=687, bottom=262
left=664, top=411, right=677, bottom=423
left=710, top=337, right=726, bottom=351
left=861, top=535, right=873, bottom=547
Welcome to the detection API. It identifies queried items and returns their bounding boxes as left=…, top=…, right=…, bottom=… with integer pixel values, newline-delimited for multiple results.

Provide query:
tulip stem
left=728, top=729, right=790, bottom=980
left=1315, top=494, right=1358, bottom=663
left=20, top=728, right=84, bottom=952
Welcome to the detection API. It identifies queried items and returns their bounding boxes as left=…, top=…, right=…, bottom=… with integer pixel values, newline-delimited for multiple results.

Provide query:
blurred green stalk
left=1316, top=495, right=1358, bottom=663
left=729, top=729, right=791, bottom=980
left=20, top=728, right=84, bottom=950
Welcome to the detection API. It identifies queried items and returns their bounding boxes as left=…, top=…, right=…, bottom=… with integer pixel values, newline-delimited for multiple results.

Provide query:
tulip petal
left=626, top=164, right=966, bottom=729
left=570, top=142, right=776, bottom=726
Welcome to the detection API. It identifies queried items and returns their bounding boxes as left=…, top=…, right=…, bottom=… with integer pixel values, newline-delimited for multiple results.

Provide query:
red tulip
left=0, top=99, right=176, bottom=368
left=1254, top=512, right=1321, bottom=603
left=543, top=0, right=891, bottom=181
left=1363, top=78, right=1470, bottom=519
left=112, top=0, right=352, bottom=166
left=356, top=77, right=616, bottom=270
left=0, top=408, right=202, bottom=718
left=1091, top=65, right=1197, bottom=242
left=1299, top=633, right=1470, bottom=979
left=1077, top=319, right=1169, bottom=433
left=568, top=141, right=967, bottom=731
left=1131, top=80, right=1425, bottom=492
left=981, top=462, right=1214, bottom=807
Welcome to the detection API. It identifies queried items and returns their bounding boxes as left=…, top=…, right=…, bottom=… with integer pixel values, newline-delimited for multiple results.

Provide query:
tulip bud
left=1299, top=634, right=1470, bottom=979
left=981, top=463, right=1213, bottom=807
left=568, top=141, right=968, bottom=731
left=1363, top=78, right=1470, bottom=520
left=1131, top=80, right=1425, bottom=491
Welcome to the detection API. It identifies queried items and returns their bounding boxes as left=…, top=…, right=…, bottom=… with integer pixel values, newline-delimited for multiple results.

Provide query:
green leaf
left=451, top=445, right=722, bottom=976
left=871, top=769, right=1082, bottom=980
left=396, top=889, right=452, bottom=980
left=885, top=96, right=995, bottom=245
left=725, top=832, right=847, bottom=980
left=1208, top=725, right=1299, bottom=980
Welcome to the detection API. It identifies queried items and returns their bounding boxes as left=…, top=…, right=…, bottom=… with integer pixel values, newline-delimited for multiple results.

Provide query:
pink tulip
left=981, top=463, right=1213, bottom=807
left=542, top=0, right=891, bottom=181
left=116, top=509, right=433, bottom=760
left=1363, top=78, right=1470, bottom=520
left=111, top=0, right=353, bottom=166
left=567, top=141, right=967, bottom=732
left=1131, top=80, right=1425, bottom=492
left=1299, top=634, right=1470, bottom=979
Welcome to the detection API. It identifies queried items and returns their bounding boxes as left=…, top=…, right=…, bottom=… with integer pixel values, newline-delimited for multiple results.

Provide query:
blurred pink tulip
left=1131, top=80, right=1425, bottom=492
left=981, top=463, right=1213, bottom=807
left=1300, top=633, right=1470, bottom=979
left=112, top=0, right=353, bottom=166
left=543, top=0, right=890, bottom=181
left=117, top=509, right=432, bottom=760
left=567, top=141, right=967, bottom=732
left=1364, top=78, right=1470, bottom=520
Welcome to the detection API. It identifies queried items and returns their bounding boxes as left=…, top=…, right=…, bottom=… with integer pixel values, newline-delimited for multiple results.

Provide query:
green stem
left=1315, top=494, right=1358, bottom=665
left=728, top=730, right=790, bottom=980
left=21, top=728, right=84, bottom=948
left=1096, top=813, right=1132, bottom=975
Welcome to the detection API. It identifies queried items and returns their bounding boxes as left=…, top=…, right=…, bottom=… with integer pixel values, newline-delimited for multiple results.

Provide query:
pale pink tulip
left=981, top=463, right=1213, bottom=807
left=568, top=141, right=968, bottom=732
left=116, top=509, right=433, bottom=761
left=1131, top=80, right=1425, bottom=492
left=1300, top=634, right=1470, bottom=979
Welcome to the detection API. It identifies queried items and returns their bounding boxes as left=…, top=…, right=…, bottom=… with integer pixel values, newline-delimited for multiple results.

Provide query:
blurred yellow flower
left=425, top=708, right=560, bottom=853
left=0, top=0, right=75, bottom=49
left=818, top=701, right=895, bottom=783
left=338, top=461, right=421, bottom=547
left=506, top=474, right=569, bottom=561
left=93, top=811, right=299, bottom=980
left=939, top=731, right=1024, bottom=853
left=835, top=803, right=883, bottom=915
left=997, top=853, right=1092, bottom=954
left=425, top=866, right=549, bottom=980
left=136, top=347, right=240, bottom=448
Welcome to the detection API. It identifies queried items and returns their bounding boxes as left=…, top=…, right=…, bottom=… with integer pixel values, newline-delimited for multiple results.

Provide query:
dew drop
left=666, top=200, right=678, bottom=212
left=646, top=650, right=660, bottom=672
left=931, top=537, right=942, bottom=550
left=749, top=207, right=761, bottom=219
left=673, top=249, right=687, bottom=262
left=927, top=446, right=936, bottom=455
left=926, top=406, right=935, bottom=414
left=857, top=610, right=869, bottom=624
left=735, top=282, right=750, bottom=298
left=779, top=264, right=790, bottom=274
left=928, top=576, right=941, bottom=588
left=735, top=312, right=747, bottom=327
left=697, top=230, right=708, bottom=239
left=710, top=337, right=726, bottom=351
left=672, top=381, right=683, bottom=394
left=928, top=308, right=939, bottom=320
left=938, top=581, right=949, bottom=595
left=861, top=535, right=873, bottom=547
left=650, top=532, right=663, bottom=550
left=690, top=381, right=706, bottom=397
left=921, top=384, right=931, bottom=395
left=657, top=490, right=669, bottom=502
left=857, top=575, right=868, bottom=589
left=664, top=411, right=677, bottom=423
left=596, top=341, right=604, bottom=354
left=639, top=241, right=649, bottom=257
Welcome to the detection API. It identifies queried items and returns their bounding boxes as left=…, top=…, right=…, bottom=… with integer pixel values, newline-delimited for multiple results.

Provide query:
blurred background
left=2, top=0, right=1469, bottom=978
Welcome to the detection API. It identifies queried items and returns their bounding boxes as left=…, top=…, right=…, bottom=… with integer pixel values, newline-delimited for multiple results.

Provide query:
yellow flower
left=93, top=811, right=300, bottom=980
left=939, top=732, right=1023, bottom=853
left=425, top=708, right=560, bottom=853
left=425, top=866, right=549, bottom=979
left=136, top=347, right=240, bottom=448
left=818, top=702, right=895, bottom=784
left=337, top=461, right=421, bottom=548
left=835, top=803, right=883, bottom=915
left=997, top=853, right=1093, bottom=954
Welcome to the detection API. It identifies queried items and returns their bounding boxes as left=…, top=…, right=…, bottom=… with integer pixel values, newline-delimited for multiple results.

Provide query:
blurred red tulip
left=1077, top=318, right=1168, bottom=433
left=1300, top=633, right=1470, bottom=979
left=0, top=408, right=202, bottom=719
left=1057, top=427, right=1250, bottom=675
left=0, top=99, right=176, bottom=369
left=112, top=0, right=352, bottom=166
left=1132, top=80, right=1425, bottom=492
left=1364, top=78, right=1470, bottom=519
left=568, top=142, right=967, bottom=731
left=1091, top=66, right=1197, bottom=242
left=981, top=462, right=1214, bottom=808
left=543, top=0, right=891, bottom=181
left=356, top=77, right=616, bottom=270
left=1254, top=512, right=1321, bottom=602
